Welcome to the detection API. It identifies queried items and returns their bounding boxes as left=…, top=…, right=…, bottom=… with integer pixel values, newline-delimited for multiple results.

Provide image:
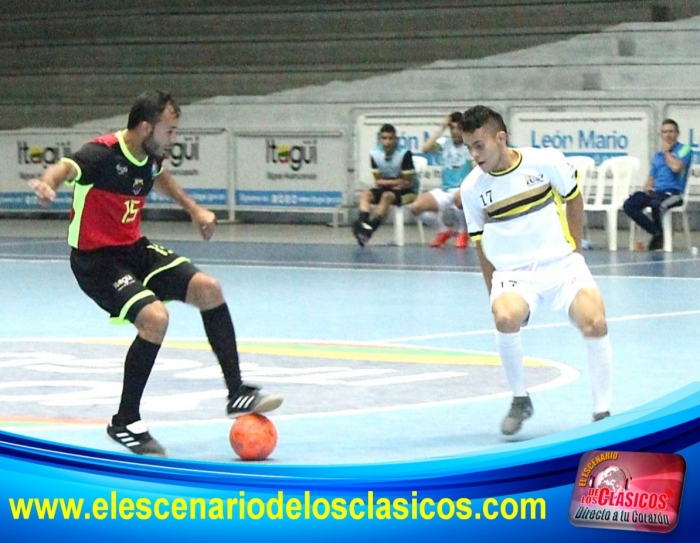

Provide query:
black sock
left=359, top=211, right=370, bottom=223
left=201, top=303, right=243, bottom=397
left=369, top=216, right=382, bottom=231
left=114, top=336, right=161, bottom=426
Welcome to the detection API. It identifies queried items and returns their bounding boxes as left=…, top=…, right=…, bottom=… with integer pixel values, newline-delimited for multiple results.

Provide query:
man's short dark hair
left=127, top=90, right=181, bottom=129
left=461, top=105, right=508, bottom=135
left=449, top=111, right=463, bottom=124
left=661, top=118, right=679, bottom=131
left=379, top=123, right=396, bottom=135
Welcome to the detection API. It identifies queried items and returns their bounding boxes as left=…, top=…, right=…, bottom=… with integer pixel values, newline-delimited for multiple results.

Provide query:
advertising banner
left=150, top=128, right=231, bottom=209
left=509, top=109, right=651, bottom=189
left=0, top=129, right=231, bottom=212
left=0, top=130, right=100, bottom=211
left=233, top=131, right=346, bottom=212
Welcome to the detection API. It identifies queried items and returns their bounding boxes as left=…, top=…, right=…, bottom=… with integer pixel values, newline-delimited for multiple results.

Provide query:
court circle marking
left=0, top=337, right=580, bottom=424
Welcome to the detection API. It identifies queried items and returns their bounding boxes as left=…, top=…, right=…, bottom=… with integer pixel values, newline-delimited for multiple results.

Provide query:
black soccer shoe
left=352, top=220, right=374, bottom=247
left=227, top=384, right=284, bottom=418
left=106, top=420, right=167, bottom=457
left=648, top=234, right=664, bottom=251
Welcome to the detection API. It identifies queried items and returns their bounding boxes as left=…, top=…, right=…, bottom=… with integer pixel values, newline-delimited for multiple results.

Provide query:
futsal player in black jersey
left=30, top=91, right=282, bottom=457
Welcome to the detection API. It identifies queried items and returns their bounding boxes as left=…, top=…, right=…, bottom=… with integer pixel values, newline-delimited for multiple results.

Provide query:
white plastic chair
left=628, top=172, right=693, bottom=253
left=391, top=155, right=427, bottom=246
left=583, top=155, right=640, bottom=251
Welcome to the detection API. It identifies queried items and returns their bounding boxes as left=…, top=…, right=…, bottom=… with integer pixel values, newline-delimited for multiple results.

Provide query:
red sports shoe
left=455, top=232, right=469, bottom=249
left=429, top=230, right=453, bottom=247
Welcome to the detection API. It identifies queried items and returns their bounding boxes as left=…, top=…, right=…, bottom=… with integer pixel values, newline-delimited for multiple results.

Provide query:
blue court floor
left=1, top=219, right=699, bottom=464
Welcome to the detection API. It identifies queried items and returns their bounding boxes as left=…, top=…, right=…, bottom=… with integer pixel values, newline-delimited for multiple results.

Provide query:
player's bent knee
left=492, top=310, right=523, bottom=333
left=186, top=272, right=224, bottom=309
left=579, top=314, right=608, bottom=338
left=492, top=295, right=528, bottom=333
left=135, top=302, right=169, bottom=342
left=570, top=288, right=607, bottom=337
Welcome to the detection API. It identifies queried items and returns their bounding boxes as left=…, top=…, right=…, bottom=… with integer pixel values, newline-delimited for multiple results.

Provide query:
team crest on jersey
left=133, top=178, right=144, bottom=194
left=525, top=174, right=545, bottom=185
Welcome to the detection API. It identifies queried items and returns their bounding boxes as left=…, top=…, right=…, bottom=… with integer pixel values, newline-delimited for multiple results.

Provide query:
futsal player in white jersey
left=459, top=105, right=612, bottom=435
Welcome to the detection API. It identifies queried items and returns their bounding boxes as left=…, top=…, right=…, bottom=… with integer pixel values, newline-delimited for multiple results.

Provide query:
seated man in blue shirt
left=623, top=119, right=692, bottom=251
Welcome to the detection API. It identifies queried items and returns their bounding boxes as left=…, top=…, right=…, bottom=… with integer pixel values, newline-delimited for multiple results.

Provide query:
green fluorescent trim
left=117, top=130, right=148, bottom=166
left=143, top=257, right=191, bottom=287
left=67, top=183, right=93, bottom=248
left=108, top=316, right=133, bottom=326
left=110, top=290, right=156, bottom=325
left=59, top=157, right=82, bottom=186
left=678, top=144, right=692, bottom=158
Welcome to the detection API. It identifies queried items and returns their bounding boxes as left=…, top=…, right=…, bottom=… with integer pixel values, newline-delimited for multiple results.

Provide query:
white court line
left=3, top=254, right=700, bottom=278
left=0, top=253, right=699, bottom=276
left=0, top=375, right=578, bottom=430
left=0, top=254, right=479, bottom=272
left=0, top=393, right=540, bottom=431
left=375, top=308, right=700, bottom=344
left=587, top=256, right=700, bottom=269
left=267, top=357, right=578, bottom=421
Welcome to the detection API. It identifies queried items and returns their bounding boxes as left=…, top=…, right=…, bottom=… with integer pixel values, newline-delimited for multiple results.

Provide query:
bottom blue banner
left=2, top=383, right=700, bottom=542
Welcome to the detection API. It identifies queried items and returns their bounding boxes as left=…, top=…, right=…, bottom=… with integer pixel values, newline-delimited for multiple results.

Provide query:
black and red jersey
left=61, top=131, right=163, bottom=250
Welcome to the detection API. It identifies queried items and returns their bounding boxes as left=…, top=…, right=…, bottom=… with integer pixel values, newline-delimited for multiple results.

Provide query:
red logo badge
left=569, top=450, right=685, bottom=533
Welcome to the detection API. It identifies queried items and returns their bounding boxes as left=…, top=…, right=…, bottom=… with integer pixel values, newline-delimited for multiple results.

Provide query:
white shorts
left=429, top=187, right=460, bottom=212
left=489, top=252, right=598, bottom=325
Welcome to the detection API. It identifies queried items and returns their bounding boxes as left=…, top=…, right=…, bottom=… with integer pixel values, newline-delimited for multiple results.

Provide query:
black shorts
left=369, top=187, right=417, bottom=207
left=70, top=237, right=200, bottom=324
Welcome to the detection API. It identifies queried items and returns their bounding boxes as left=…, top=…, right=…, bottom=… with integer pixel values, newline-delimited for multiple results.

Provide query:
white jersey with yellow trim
left=460, top=146, right=580, bottom=271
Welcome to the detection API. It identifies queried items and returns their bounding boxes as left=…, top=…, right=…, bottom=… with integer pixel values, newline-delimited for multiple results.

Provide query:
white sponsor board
left=150, top=128, right=231, bottom=209
left=0, top=128, right=231, bottom=212
left=664, top=104, right=700, bottom=198
left=509, top=109, right=651, bottom=190
left=0, top=130, right=100, bottom=211
left=233, top=131, right=347, bottom=212
left=355, top=114, right=447, bottom=190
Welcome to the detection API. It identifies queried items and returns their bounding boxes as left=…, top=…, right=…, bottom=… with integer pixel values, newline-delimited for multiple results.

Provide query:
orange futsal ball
left=229, top=414, right=278, bottom=461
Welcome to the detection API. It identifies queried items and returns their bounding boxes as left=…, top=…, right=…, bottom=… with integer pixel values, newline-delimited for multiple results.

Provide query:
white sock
left=496, top=331, right=527, bottom=396
left=585, top=335, right=613, bottom=414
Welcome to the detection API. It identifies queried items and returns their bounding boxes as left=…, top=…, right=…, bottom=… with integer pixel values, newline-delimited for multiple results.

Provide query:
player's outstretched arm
left=421, top=116, right=450, bottom=154
left=28, top=161, right=77, bottom=207
left=154, top=170, right=216, bottom=240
